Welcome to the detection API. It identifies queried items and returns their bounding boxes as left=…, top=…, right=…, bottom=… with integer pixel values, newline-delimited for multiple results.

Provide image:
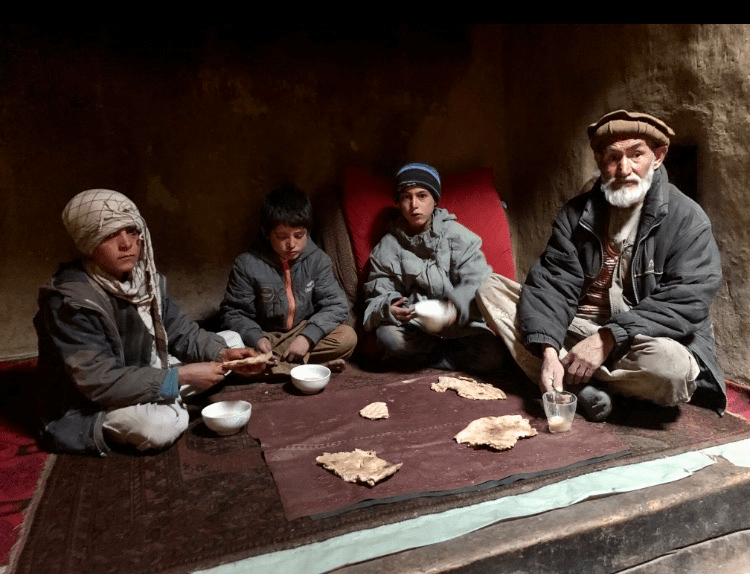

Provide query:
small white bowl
left=201, top=400, right=252, bottom=435
left=413, top=299, right=456, bottom=333
left=290, top=364, right=331, bottom=395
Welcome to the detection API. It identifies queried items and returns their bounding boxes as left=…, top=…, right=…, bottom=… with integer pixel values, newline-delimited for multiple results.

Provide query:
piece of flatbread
left=316, top=449, right=402, bottom=487
left=222, top=351, right=273, bottom=368
left=431, top=375, right=507, bottom=400
left=455, top=415, right=537, bottom=450
left=359, top=402, right=389, bottom=420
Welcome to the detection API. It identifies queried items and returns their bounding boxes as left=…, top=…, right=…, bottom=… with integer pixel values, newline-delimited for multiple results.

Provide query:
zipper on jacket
left=581, top=208, right=665, bottom=308
left=281, top=258, right=296, bottom=331
left=578, top=219, right=606, bottom=303
left=629, top=216, right=664, bottom=306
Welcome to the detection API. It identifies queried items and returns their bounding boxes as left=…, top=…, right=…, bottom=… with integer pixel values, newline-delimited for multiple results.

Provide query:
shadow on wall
left=664, top=144, right=698, bottom=202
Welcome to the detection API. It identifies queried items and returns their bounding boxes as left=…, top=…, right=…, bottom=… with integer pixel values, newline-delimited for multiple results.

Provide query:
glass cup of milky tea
left=542, top=391, right=577, bottom=433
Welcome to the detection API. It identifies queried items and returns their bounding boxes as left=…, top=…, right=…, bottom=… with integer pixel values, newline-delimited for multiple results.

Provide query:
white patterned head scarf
left=62, top=189, right=168, bottom=366
left=62, top=189, right=146, bottom=256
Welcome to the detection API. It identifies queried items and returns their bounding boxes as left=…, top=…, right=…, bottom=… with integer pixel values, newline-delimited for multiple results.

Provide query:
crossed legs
left=375, top=323, right=506, bottom=374
left=476, top=273, right=699, bottom=409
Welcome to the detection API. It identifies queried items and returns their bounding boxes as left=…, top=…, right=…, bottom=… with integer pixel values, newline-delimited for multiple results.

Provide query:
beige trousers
left=476, top=274, right=699, bottom=406
left=264, top=321, right=357, bottom=375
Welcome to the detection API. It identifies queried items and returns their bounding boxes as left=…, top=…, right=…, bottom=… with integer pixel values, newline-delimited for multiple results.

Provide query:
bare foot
left=323, top=359, right=347, bottom=373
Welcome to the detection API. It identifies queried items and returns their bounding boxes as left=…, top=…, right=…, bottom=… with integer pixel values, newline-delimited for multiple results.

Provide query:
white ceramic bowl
left=290, top=364, right=331, bottom=395
left=413, top=299, right=457, bottom=333
left=201, top=400, right=252, bottom=435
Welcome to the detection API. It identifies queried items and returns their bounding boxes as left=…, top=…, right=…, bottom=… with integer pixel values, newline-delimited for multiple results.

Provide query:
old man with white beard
left=477, top=110, right=725, bottom=421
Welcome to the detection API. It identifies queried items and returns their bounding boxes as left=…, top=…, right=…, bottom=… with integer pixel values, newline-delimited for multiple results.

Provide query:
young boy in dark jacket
left=220, top=184, right=356, bottom=374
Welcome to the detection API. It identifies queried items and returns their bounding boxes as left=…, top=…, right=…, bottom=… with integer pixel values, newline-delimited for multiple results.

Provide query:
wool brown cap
left=587, top=110, right=675, bottom=150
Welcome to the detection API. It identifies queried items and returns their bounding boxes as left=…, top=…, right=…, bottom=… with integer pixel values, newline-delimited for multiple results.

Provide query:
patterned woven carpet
left=6, top=364, right=750, bottom=574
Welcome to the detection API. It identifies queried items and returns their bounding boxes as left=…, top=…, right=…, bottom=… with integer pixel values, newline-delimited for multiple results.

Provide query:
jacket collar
left=40, top=259, right=167, bottom=314
left=392, top=206, right=456, bottom=239
left=250, top=234, right=317, bottom=269
left=42, top=260, right=98, bottom=299
left=37, top=260, right=113, bottom=320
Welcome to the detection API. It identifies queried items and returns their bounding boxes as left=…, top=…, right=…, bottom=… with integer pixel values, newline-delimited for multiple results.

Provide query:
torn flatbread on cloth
left=432, top=375, right=506, bottom=400
left=222, top=351, right=273, bottom=368
left=316, top=449, right=402, bottom=487
left=455, top=415, right=537, bottom=450
left=359, top=402, right=389, bottom=420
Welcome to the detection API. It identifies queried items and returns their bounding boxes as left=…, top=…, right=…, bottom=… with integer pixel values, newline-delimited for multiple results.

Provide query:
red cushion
left=342, top=166, right=515, bottom=281
left=440, top=168, right=515, bottom=280
left=341, top=168, right=395, bottom=282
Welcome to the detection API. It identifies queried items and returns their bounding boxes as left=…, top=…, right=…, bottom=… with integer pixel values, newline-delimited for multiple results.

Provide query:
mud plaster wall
left=1, top=24, right=748, bottom=384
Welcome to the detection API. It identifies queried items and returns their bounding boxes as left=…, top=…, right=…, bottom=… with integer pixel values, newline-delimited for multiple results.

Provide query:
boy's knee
left=334, top=324, right=358, bottom=356
left=139, top=412, right=188, bottom=450
left=375, top=325, right=410, bottom=357
left=104, top=402, right=189, bottom=451
left=216, top=329, right=244, bottom=349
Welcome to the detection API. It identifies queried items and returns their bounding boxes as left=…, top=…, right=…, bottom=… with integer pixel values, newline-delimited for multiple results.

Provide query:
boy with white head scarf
left=35, top=189, right=263, bottom=455
left=62, top=189, right=169, bottom=368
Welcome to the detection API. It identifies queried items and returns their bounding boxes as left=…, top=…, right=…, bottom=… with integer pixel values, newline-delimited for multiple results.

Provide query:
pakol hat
left=587, top=110, right=675, bottom=150
left=395, top=162, right=441, bottom=203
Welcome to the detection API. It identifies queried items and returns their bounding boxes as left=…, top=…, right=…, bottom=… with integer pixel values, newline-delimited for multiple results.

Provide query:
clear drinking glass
left=542, top=391, right=577, bottom=433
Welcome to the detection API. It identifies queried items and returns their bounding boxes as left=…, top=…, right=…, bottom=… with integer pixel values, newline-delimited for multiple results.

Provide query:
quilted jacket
left=220, top=238, right=349, bottom=348
left=363, top=207, right=493, bottom=336
left=520, top=165, right=725, bottom=410
left=34, top=261, right=227, bottom=455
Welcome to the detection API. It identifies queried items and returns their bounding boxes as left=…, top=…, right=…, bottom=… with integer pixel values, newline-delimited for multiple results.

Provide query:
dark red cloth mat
left=0, top=424, right=45, bottom=566
left=0, top=361, right=47, bottom=567
left=9, top=368, right=750, bottom=574
left=244, top=372, right=628, bottom=520
left=726, top=380, right=750, bottom=421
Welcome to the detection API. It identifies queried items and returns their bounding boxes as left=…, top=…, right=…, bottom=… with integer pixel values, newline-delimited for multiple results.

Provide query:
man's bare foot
left=323, top=359, right=347, bottom=373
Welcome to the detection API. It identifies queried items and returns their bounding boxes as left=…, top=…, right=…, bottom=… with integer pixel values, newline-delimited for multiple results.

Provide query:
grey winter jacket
left=34, top=261, right=227, bottom=455
left=363, top=207, right=493, bottom=335
left=520, top=166, right=725, bottom=410
left=220, top=237, right=349, bottom=348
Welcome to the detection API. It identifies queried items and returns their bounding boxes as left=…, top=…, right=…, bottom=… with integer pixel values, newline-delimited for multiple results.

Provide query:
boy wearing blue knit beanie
left=363, top=162, right=506, bottom=373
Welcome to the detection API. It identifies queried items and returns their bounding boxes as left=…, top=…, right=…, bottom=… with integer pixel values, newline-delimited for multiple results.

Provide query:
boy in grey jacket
left=220, top=184, right=356, bottom=374
left=363, top=163, right=505, bottom=373
left=35, top=189, right=264, bottom=456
